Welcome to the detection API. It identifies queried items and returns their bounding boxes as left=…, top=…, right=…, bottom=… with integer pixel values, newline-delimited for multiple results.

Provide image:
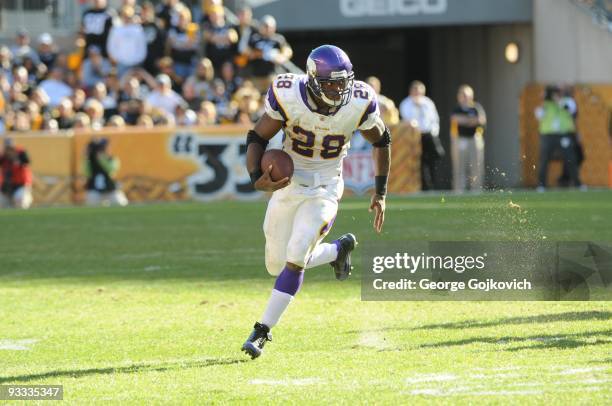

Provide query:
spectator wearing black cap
left=0, top=138, right=33, bottom=209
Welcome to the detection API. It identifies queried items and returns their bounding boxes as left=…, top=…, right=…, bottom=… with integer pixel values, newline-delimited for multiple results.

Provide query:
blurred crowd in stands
left=0, top=0, right=293, bottom=134
left=571, top=0, right=612, bottom=31
left=0, top=0, right=592, bottom=209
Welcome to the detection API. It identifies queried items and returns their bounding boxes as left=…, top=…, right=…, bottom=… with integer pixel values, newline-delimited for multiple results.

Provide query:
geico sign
left=340, top=0, right=447, bottom=17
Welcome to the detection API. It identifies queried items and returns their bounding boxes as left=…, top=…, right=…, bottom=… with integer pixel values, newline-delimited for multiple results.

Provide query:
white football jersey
left=265, top=73, right=380, bottom=186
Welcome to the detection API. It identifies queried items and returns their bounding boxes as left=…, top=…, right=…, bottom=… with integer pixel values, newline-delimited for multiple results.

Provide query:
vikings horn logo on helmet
left=306, top=45, right=355, bottom=108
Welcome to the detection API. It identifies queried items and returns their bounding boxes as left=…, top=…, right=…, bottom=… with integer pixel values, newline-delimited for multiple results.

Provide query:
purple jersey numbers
left=291, top=126, right=345, bottom=159
left=353, top=89, right=369, bottom=99
left=276, top=74, right=294, bottom=89
left=353, top=82, right=369, bottom=99
left=321, top=135, right=345, bottom=159
left=291, top=126, right=315, bottom=157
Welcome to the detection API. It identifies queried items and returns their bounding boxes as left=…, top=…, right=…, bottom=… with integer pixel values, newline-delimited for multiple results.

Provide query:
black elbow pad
left=372, top=127, right=392, bottom=148
left=246, top=130, right=269, bottom=149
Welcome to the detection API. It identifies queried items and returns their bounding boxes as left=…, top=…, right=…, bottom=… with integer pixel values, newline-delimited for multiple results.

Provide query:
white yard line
left=405, top=374, right=458, bottom=384
left=0, top=338, right=38, bottom=350
left=250, top=378, right=322, bottom=386
left=557, top=366, right=609, bottom=375
left=408, top=387, right=542, bottom=396
left=404, top=365, right=611, bottom=397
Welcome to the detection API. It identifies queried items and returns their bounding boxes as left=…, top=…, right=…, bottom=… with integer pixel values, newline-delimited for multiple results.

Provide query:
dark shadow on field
left=0, top=358, right=247, bottom=384
left=0, top=264, right=358, bottom=284
left=589, top=358, right=612, bottom=364
left=0, top=248, right=363, bottom=284
left=412, top=311, right=612, bottom=331
left=345, top=310, right=612, bottom=334
left=416, top=329, right=612, bottom=351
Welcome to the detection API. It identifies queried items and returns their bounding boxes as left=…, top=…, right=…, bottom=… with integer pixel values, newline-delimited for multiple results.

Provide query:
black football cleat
left=241, top=322, right=272, bottom=359
left=330, top=233, right=358, bottom=281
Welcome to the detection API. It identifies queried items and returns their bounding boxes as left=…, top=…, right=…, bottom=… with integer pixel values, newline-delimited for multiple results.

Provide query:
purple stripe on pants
left=274, top=267, right=304, bottom=296
left=319, top=215, right=336, bottom=236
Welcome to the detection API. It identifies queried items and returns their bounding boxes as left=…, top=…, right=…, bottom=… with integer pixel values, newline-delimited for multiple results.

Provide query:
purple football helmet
left=306, top=45, right=354, bottom=108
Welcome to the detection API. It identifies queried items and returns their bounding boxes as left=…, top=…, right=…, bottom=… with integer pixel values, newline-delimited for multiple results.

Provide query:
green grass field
left=1, top=190, right=611, bottom=404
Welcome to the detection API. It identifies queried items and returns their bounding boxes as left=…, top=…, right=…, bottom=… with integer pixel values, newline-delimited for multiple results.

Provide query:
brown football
left=261, top=149, right=294, bottom=181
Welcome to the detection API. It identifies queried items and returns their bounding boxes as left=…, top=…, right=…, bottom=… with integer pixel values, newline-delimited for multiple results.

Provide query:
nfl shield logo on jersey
left=343, top=131, right=375, bottom=195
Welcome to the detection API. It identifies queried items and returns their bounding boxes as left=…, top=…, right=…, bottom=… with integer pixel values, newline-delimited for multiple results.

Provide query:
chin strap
left=321, top=93, right=342, bottom=107
left=305, top=86, right=336, bottom=114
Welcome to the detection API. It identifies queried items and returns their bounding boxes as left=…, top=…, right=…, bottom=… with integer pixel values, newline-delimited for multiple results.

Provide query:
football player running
left=242, top=45, right=391, bottom=359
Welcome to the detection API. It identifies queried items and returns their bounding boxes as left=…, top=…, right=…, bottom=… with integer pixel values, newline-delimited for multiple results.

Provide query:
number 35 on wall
left=171, top=134, right=259, bottom=199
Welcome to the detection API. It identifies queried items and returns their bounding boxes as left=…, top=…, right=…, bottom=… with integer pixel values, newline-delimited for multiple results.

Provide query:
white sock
left=260, top=289, right=293, bottom=328
left=305, top=242, right=339, bottom=269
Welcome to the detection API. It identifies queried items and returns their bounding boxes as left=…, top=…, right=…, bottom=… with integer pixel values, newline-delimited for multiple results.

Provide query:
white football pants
left=263, top=180, right=343, bottom=275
